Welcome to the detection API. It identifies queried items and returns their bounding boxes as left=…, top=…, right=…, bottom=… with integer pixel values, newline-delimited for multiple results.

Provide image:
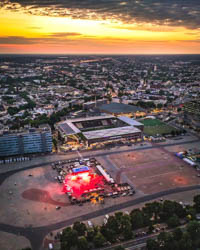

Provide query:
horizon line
left=1, top=53, right=200, bottom=56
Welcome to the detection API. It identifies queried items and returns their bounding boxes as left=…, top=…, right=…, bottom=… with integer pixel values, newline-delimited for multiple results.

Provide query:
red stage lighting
left=63, top=170, right=104, bottom=198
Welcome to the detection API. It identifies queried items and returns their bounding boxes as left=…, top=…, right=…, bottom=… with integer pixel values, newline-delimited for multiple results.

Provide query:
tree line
left=56, top=194, right=200, bottom=250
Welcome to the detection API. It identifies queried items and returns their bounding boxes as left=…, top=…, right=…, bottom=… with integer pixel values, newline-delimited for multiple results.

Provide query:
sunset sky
left=0, top=0, right=200, bottom=54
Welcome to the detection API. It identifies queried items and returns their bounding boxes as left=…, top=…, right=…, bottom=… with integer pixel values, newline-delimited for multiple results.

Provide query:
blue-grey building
left=0, top=125, right=52, bottom=157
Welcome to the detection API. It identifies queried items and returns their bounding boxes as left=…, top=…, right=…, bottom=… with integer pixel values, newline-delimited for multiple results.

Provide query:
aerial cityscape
left=0, top=1, right=200, bottom=250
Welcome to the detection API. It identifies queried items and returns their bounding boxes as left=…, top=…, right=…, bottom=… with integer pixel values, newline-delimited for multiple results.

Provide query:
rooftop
left=99, top=102, right=144, bottom=114
left=57, top=115, right=115, bottom=135
left=0, top=124, right=51, bottom=137
left=118, top=116, right=144, bottom=126
left=82, top=126, right=141, bottom=140
left=66, top=115, right=115, bottom=123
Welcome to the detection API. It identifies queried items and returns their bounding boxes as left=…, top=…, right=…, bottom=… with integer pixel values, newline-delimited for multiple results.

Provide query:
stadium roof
left=67, top=115, right=114, bottom=123
left=83, top=126, right=141, bottom=140
left=57, top=121, right=80, bottom=135
left=57, top=115, right=115, bottom=135
left=118, top=116, right=144, bottom=126
left=99, top=102, right=144, bottom=114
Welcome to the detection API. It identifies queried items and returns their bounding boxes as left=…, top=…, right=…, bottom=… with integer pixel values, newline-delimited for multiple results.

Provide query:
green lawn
left=140, top=118, right=164, bottom=126
left=140, top=118, right=178, bottom=136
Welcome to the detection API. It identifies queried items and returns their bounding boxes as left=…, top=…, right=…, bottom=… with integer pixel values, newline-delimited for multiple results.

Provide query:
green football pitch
left=140, top=118, right=178, bottom=136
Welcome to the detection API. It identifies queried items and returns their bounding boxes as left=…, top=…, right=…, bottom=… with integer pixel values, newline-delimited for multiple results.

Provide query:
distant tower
left=102, top=67, right=106, bottom=73
left=154, top=65, right=157, bottom=72
left=144, top=78, right=147, bottom=87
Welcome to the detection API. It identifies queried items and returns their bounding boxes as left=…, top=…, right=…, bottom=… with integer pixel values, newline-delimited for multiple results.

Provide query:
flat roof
left=118, top=116, right=144, bottom=126
left=99, top=102, right=144, bottom=114
left=83, top=126, right=141, bottom=140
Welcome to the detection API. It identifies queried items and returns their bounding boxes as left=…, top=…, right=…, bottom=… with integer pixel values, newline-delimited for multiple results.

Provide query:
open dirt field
left=0, top=165, right=134, bottom=228
left=109, top=148, right=200, bottom=194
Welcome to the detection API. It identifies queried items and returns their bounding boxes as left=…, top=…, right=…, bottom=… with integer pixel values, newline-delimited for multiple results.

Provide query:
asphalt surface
left=0, top=139, right=200, bottom=250
left=1, top=138, right=199, bottom=175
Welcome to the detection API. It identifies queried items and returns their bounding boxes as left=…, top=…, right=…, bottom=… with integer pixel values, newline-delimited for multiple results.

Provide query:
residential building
left=0, top=125, right=52, bottom=157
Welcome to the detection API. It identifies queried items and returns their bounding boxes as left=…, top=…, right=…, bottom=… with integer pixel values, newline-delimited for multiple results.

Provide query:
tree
left=157, top=231, right=176, bottom=250
left=114, top=246, right=125, bottom=250
left=173, top=228, right=183, bottom=241
left=61, top=227, right=78, bottom=250
left=148, top=222, right=154, bottom=234
left=122, top=222, right=133, bottom=240
left=187, top=220, right=200, bottom=241
left=167, top=215, right=180, bottom=228
left=186, top=207, right=196, bottom=220
left=114, top=212, right=124, bottom=226
left=159, top=90, right=165, bottom=96
left=130, top=209, right=144, bottom=230
left=146, top=238, right=160, bottom=250
left=100, top=225, right=117, bottom=243
left=86, top=229, right=96, bottom=242
left=174, top=201, right=186, bottom=218
left=77, top=236, right=89, bottom=250
left=8, top=106, right=19, bottom=115
left=143, top=201, right=162, bottom=222
left=106, top=215, right=120, bottom=234
left=178, top=232, right=193, bottom=250
left=157, top=103, right=163, bottom=109
left=52, top=138, right=58, bottom=151
left=93, top=232, right=106, bottom=248
left=73, top=221, right=87, bottom=236
left=193, top=195, right=200, bottom=212
left=161, top=200, right=176, bottom=221
left=177, top=107, right=182, bottom=112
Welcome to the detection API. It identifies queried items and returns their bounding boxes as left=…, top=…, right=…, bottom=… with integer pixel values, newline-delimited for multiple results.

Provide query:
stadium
left=56, top=115, right=143, bottom=146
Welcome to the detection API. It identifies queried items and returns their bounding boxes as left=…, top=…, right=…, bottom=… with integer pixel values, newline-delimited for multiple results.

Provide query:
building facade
left=183, top=99, right=200, bottom=131
left=0, top=125, right=52, bottom=157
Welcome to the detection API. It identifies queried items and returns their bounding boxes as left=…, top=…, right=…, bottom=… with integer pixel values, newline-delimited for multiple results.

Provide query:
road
left=100, top=233, right=158, bottom=250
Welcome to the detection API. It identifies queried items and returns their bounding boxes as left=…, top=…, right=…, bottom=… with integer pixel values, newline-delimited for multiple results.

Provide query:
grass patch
left=140, top=118, right=178, bottom=136
left=140, top=118, right=164, bottom=126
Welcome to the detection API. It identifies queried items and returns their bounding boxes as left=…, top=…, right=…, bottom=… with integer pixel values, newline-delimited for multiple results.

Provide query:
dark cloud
left=0, top=36, right=37, bottom=44
left=1, top=0, right=200, bottom=29
left=0, top=35, right=81, bottom=44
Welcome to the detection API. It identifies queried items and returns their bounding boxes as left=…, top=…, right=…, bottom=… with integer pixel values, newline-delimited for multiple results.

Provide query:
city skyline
left=0, top=0, right=200, bottom=54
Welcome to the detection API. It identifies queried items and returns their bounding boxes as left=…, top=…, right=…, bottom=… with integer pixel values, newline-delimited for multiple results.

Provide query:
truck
left=183, top=158, right=197, bottom=167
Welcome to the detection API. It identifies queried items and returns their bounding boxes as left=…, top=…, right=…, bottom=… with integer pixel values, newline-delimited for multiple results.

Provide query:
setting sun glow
left=0, top=1, right=200, bottom=54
